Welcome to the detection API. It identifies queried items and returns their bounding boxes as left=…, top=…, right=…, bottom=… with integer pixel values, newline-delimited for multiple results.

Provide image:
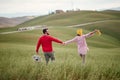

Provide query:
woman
left=64, top=29, right=101, bottom=64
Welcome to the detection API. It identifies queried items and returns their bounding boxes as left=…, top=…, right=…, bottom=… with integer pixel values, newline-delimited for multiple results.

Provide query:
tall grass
left=0, top=27, right=120, bottom=80
left=0, top=45, right=120, bottom=80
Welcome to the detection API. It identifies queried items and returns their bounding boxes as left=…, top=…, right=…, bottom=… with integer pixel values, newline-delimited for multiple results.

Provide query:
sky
left=0, top=0, right=120, bottom=17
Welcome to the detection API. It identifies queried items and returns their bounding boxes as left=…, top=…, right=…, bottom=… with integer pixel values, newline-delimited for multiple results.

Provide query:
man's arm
left=36, top=38, right=41, bottom=54
left=50, top=36, right=63, bottom=44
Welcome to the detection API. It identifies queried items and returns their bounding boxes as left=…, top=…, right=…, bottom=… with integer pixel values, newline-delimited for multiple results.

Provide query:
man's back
left=36, top=34, right=62, bottom=53
left=40, top=35, right=53, bottom=52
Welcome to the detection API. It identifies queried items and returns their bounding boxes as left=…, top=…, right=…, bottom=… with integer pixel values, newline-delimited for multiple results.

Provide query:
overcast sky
left=0, top=0, right=120, bottom=17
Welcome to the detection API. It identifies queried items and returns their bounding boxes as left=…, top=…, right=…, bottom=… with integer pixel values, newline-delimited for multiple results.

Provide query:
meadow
left=0, top=11, right=120, bottom=80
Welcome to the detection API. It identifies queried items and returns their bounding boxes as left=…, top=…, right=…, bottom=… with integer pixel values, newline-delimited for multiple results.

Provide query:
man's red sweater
left=36, top=35, right=63, bottom=53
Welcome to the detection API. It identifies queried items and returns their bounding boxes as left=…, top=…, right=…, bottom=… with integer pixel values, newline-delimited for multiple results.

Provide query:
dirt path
left=0, top=20, right=111, bottom=34
left=68, top=20, right=111, bottom=27
left=0, top=29, right=34, bottom=34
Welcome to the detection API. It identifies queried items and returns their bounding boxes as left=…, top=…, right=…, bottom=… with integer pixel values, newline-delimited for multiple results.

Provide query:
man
left=36, top=28, right=63, bottom=64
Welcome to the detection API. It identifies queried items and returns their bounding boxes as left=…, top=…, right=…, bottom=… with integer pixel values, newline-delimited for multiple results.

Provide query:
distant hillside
left=16, top=11, right=120, bottom=27
left=15, top=11, right=120, bottom=41
left=107, top=7, right=120, bottom=11
left=0, top=16, right=35, bottom=28
left=101, top=7, right=120, bottom=11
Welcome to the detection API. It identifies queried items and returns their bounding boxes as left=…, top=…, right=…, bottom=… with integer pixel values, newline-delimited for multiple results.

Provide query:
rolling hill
left=105, top=7, right=120, bottom=11
left=16, top=10, right=120, bottom=27
left=14, top=10, right=120, bottom=41
left=0, top=16, right=35, bottom=28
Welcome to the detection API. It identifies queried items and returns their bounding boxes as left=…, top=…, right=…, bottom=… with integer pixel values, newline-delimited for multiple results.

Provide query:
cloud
left=0, top=0, right=120, bottom=17
left=0, top=0, right=72, bottom=13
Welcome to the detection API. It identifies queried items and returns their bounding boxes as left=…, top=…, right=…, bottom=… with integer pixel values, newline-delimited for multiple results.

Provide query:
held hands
left=62, top=42, right=66, bottom=46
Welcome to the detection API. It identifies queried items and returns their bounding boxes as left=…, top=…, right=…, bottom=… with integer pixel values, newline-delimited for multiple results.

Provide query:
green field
left=0, top=11, right=120, bottom=80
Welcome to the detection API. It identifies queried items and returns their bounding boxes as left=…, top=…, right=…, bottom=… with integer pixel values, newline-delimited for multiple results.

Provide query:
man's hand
left=36, top=51, right=39, bottom=55
left=61, top=42, right=65, bottom=46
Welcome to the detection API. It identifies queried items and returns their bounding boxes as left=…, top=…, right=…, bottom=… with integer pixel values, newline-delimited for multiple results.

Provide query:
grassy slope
left=16, top=11, right=120, bottom=27
left=0, top=11, right=120, bottom=80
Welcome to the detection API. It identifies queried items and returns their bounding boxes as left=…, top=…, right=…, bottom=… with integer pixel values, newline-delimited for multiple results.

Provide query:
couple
left=36, top=28, right=99, bottom=64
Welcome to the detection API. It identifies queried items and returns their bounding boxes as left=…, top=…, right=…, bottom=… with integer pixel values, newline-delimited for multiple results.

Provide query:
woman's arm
left=85, top=29, right=98, bottom=38
left=64, top=36, right=77, bottom=45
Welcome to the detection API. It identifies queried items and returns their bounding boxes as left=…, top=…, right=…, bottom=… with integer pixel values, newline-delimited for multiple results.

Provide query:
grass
left=0, top=27, right=120, bottom=80
left=16, top=11, right=120, bottom=27
left=0, top=11, right=120, bottom=80
left=0, top=44, right=120, bottom=80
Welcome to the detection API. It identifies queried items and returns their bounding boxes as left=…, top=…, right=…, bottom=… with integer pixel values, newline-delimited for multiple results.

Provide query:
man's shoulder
left=39, top=35, right=45, bottom=39
left=40, top=35, right=53, bottom=38
left=40, top=34, right=48, bottom=37
left=39, top=35, right=43, bottom=38
left=48, top=35, right=53, bottom=37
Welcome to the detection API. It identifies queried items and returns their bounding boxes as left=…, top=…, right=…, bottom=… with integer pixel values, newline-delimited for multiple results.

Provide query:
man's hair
left=42, top=28, right=48, bottom=34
